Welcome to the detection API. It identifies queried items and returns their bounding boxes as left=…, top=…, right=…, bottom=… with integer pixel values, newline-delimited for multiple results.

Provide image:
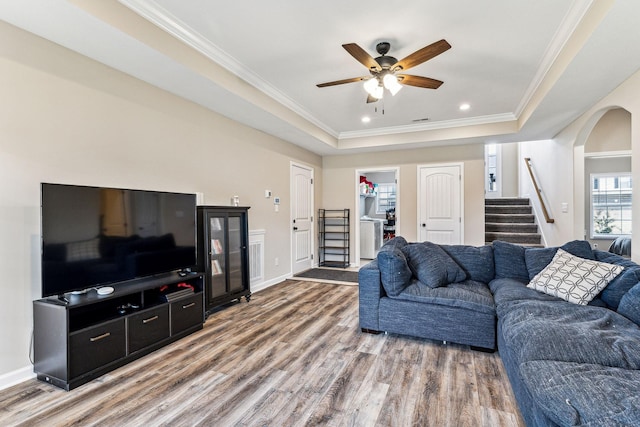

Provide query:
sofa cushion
left=594, top=249, right=638, bottom=268
left=401, top=242, right=467, bottom=288
left=524, top=240, right=594, bottom=280
left=520, top=360, right=640, bottom=427
left=527, top=249, right=623, bottom=305
left=493, top=240, right=529, bottom=283
left=500, top=298, right=640, bottom=369
left=489, top=278, right=562, bottom=316
left=600, top=267, right=640, bottom=310
left=441, top=244, right=495, bottom=283
left=376, top=236, right=412, bottom=296
left=393, top=279, right=495, bottom=315
left=591, top=250, right=640, bottom=309
left=618, top=281, right=640, bottom=326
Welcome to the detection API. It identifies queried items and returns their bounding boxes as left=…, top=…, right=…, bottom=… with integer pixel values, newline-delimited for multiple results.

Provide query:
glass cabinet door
left=228, top=216, right=244, bottom=292
left=208, top=215, right=227, bottom=298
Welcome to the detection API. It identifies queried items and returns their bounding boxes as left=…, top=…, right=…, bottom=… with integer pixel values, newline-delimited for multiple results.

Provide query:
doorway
left=485, top=143, right=502, bottom=198
left=355, top=167, right=399, bottom=265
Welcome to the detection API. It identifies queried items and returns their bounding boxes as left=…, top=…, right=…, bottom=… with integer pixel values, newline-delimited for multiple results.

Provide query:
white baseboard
left=0, top=366, right=35, bottom=391
left=251, top=273, right=290, bottom=293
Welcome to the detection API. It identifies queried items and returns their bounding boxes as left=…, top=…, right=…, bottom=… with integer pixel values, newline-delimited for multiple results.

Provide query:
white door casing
left=418, top=164, right=463, bottom=244
left=355, top=167, right=400, bottom=264
left=291, top=163, right=314, bottom=274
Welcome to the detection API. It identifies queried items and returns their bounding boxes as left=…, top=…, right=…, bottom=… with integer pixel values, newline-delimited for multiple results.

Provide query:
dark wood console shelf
left=33, top=272, right=205, bottom=390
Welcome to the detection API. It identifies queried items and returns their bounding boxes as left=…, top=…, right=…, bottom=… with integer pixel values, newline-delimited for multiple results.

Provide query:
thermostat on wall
left=274, top=197, right=280, bottom=205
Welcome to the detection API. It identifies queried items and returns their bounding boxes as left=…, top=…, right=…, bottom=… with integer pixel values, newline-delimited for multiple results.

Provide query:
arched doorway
left=573, top=107, right=632, bottom=252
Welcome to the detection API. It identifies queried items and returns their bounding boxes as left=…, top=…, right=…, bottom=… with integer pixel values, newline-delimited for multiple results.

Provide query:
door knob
left=293, top=226, right=298, bottom=230
left=421, top=223, right=426, bottom=227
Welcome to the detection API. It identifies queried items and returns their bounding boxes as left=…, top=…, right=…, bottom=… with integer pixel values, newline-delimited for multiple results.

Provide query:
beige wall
left=323, top=143, right=486, bottom=262
left=585, top=108, right=632, bottom=153
left=0, top=22, right=321, bottom=377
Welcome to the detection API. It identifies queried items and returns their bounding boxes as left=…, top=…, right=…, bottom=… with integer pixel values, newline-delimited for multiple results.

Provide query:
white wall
left=518, top=138, right=575, bottom=246
left=501, top=143, right=519, bottom=198
left=0, top=21, right=322, bottom=381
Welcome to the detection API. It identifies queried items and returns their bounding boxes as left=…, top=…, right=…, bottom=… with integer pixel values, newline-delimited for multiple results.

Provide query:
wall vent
left=249, top=229, right=265, bottom=287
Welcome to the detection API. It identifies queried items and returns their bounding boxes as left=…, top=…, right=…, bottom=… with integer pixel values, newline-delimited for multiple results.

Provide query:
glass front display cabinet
left=197, top=206, right=250, bottom=314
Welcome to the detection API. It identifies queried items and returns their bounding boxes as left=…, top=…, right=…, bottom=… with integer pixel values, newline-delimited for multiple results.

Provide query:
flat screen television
left=41, top=183, right=197, bottom=298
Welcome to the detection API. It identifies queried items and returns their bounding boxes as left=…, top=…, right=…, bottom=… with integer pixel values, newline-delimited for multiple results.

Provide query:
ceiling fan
left=317, top=39, right=451, bottom=103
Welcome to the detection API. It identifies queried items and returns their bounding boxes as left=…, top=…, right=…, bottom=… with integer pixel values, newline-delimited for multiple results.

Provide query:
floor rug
left=294, top=268, right=359, bottom=284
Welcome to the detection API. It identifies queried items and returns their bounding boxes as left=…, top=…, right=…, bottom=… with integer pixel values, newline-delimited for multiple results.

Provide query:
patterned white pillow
left=527, top=248, right=623, bottom=305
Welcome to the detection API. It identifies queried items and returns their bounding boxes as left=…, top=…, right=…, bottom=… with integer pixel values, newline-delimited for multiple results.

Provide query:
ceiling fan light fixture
left=363, top=78, right=383, bottom=99
left=383, top=73, right=403, bottom=96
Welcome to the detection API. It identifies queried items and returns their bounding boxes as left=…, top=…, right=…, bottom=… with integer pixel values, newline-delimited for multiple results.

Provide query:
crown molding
left=514, top=0, right=594, bottom=118
left=118, top=0, right=338, bottom=138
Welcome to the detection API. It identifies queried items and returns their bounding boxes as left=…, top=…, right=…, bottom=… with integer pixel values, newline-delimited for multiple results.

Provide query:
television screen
left=41, top=183, right=197, bottom=297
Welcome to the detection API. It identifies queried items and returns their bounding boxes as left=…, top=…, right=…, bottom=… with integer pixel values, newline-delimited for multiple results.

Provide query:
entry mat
left=294, top=268, right=359, bottom=283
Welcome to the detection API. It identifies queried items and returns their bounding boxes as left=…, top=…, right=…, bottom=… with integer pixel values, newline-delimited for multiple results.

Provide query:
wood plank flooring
left=0, top=280, right=525, bottom=426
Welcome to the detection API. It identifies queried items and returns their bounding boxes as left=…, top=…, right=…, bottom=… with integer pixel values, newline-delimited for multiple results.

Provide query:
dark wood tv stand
left=33, top=272, right=205, bottom=390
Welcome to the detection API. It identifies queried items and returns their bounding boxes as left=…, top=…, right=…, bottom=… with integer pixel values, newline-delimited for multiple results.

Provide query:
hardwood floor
left=0, top=280, right=525, bottom=426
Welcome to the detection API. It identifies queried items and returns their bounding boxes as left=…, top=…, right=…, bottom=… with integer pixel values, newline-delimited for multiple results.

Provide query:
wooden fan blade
left=316, top=76, right=367, bottom=87
left=342, top=43, right=382, bottom=71
left=392, top=39, right=451, bottom=72
left=366, top=94, right=379, bottom=103
left=397, top=74, right=444, bottom=89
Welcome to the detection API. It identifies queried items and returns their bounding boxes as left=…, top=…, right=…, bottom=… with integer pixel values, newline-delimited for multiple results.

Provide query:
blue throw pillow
left=377, top=236, right=412, bottom=296
left=493, top=240, right=529, bottom=283
left=618, top=282, right=640, bottom=326
left=524, top=240, right=595, bottom=280
left=401, top=242, right=467, bottom=288
left=441, top=244, right=495, bottom=283
left=600, top=267, right=640, bottom=309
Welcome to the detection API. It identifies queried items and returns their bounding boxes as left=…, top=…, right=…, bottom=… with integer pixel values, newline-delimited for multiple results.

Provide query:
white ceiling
left=1, top=0, right=640, bottom=155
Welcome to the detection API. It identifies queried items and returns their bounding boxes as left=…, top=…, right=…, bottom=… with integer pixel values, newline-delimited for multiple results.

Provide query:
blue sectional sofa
left=359, top=236, right=640, bottom=426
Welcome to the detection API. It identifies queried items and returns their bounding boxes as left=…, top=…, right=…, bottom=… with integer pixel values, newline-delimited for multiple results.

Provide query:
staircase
left=485, top=198, right=542, bottom=246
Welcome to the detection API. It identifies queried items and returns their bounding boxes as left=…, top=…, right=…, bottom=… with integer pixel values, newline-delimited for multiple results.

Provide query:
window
left=590, top=173, right=632, bottom=238
left=376, top=183, right=396, bottom=214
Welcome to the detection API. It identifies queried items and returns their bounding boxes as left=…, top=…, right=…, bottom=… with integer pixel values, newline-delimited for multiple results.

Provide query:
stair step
left=485, top=223, right=539, bottom=233
left=485, top=214, right=535, bottom=224
left=485, top=232, right=541, bottom=245
left=485, top=205, right=532, bottom=215
left=485, top=198, right=531, bottom=206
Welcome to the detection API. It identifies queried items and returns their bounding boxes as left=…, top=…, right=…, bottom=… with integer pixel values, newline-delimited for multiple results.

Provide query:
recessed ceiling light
left=459, top=103, right=471, bottom=111
left=361, top=116, right=371, bottom=123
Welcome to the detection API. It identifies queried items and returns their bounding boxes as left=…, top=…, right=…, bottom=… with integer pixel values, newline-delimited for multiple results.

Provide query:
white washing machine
left=360, top=219, right=384, bottom=259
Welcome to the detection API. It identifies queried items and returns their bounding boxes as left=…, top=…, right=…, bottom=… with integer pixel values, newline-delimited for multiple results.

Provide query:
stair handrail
left=524, top=157, right=555, bottom=224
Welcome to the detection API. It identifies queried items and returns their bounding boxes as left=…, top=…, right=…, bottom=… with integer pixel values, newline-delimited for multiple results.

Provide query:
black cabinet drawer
left=171, top=293, right=203, bottom=335
left=128, top=306, right=170, bottom=353
left=69, top=319, right=126, bottom=378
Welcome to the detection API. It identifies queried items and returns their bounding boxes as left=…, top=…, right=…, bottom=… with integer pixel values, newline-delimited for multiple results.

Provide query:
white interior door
left=418, top=164, right=463, bottom=244
left=291, top=163, right=314, bottom=273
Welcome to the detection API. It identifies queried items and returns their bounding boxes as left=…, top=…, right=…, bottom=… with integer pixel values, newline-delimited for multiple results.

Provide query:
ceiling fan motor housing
left=374, top=42, right=398, bottom=70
